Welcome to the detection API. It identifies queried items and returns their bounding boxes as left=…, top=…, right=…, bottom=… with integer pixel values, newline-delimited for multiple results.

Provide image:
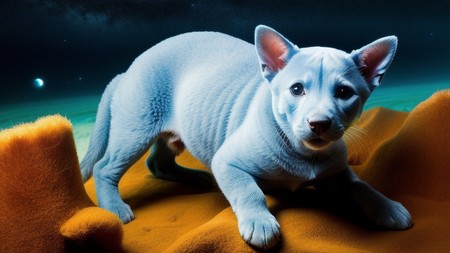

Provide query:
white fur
left=81, top=25, right=412, bottom=250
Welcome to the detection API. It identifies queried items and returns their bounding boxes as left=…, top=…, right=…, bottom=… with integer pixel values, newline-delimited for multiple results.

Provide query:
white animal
left=81, top=25, right=413, bottom=250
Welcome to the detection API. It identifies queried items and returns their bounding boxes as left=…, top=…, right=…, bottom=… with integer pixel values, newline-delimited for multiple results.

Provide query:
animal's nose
left=308, top=119, right=332, bottom=135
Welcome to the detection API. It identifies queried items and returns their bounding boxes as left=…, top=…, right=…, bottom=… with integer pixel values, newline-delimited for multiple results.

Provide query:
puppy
left=81, top=25, right=413, bottom=250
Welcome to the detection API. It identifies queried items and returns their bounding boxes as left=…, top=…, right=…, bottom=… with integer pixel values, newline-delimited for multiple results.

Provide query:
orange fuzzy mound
left=0, top=115, right=123, bottom=253
left=2, top=90, right=450, bottom=252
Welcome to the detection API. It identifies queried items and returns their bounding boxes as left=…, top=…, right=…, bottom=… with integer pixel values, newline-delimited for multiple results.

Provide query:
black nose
left=308, top=119, right=332, bottom=135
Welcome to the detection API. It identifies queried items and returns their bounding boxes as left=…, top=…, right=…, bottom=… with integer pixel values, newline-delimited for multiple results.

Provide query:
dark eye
left=290, top=83, right=305, bottom=96
left=335, top=86, right=354, bottom=100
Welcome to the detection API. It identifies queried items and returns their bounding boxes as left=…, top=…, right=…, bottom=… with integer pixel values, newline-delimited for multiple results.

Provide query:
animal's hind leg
left=146, top=137, right=215, bottom=188
left=93, top=123, right=156, bottom=223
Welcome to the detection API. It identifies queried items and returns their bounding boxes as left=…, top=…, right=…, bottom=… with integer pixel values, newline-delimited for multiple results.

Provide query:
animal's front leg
left=211, top=157, right=280, bottom=250
left=315, top=168, right=413, bottom=230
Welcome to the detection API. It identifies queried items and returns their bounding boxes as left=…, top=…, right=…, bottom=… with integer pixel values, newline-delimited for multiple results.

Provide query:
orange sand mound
left=1, top=90, right=450, bottom=252
left=0, top=116, right=122, bottom=253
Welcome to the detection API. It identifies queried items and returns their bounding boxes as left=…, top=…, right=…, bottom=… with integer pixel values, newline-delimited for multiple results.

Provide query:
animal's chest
left=250, top=150, right=347, bottom=192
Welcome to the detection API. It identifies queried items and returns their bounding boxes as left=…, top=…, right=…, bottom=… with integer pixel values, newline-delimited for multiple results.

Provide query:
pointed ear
left=255, top=25, right=298, bottom=82
left=351, top=36, right=398, bottom=90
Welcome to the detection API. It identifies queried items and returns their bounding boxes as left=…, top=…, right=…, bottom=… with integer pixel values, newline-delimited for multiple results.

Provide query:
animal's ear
left=351, top=36, right=398, bottom=90
left=255, top=25, right=298, bottom=82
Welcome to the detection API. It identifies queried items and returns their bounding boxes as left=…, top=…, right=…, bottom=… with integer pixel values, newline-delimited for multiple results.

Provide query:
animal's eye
left=290, top=83, right=305, bottom=96
left=335, top=86, right=354, bottom=100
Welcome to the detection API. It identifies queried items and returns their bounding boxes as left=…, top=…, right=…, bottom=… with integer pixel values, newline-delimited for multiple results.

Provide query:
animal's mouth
left=302, top=138, right=332, bottom=151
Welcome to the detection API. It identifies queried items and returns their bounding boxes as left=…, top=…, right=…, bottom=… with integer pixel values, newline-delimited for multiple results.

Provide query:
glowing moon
left=34, top=78, right=44, bottom=88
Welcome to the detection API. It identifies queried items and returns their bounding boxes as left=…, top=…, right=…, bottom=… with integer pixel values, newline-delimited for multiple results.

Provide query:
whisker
left=347, top=126, right=369, bottom=138
left=344, top=127, right=371, bottom=159
left=345, top=127, right=367, bottom=141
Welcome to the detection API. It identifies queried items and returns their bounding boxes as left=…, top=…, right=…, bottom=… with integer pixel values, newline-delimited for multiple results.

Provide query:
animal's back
left=158, top=32, right=265, bottom=166
left=109, top=32, right=265, bottom=167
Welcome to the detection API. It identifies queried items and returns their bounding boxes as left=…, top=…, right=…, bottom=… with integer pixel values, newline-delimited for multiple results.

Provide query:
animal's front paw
left=102, top=201, right=135, bottom=224
left=363, top=199, right=413, bottom=230
left=238, top=212, right=281, bottom=250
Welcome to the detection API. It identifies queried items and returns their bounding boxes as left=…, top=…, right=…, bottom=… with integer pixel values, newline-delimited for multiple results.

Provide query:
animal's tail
left=80, top=74, right=123, bottom=182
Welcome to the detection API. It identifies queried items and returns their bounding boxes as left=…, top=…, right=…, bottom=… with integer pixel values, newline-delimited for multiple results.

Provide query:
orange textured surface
left=0, top=116, right=123, bottom=253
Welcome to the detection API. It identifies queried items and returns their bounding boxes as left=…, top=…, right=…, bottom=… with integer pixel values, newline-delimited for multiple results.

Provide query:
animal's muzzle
left=308, top=119, right=332, bottom=136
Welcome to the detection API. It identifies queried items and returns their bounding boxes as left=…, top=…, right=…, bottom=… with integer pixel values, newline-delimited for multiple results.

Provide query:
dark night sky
left=1, top=0, right=450, bottom=105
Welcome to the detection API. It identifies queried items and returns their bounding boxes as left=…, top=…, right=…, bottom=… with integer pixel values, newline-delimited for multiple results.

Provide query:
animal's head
left=254, top=25, right=397, bottom=151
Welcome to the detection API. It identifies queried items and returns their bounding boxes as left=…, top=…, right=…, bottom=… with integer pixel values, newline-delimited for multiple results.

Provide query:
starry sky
left=1, top=0, right=449, bottom=104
